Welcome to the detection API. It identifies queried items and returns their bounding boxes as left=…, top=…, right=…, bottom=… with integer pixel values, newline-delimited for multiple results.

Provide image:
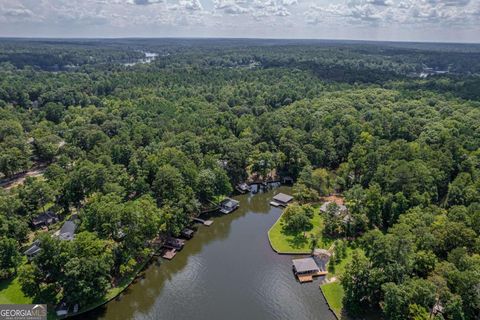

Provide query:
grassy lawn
left=321, top=281, right=344, bottom=318
left=321, top=246, right=359, bottom=319
left=268, top=207, right=330, bottom=254
left=0, top=276, right=33, bottom=304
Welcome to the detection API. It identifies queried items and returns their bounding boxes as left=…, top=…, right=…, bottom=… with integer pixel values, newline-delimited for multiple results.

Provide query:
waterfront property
left=219, top=198, right=240, bottom=214
left=292, top=257, right=326, bottom=283
left=270, top=193, right=293, bottom=207
left=320, top=201, right=352, bottom=224
left=268, top=207, right=328, bottom=254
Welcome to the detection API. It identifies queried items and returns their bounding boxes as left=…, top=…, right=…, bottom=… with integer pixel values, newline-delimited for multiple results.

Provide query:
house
left=24, top=241, right=42, bottom=260
left=271, top=193, right=293, bottom=207
left=219, top=198, right=240, bottom=214
left=292, top=257, right=323, bottom=282
left=320, top=202, right=348, bottom=215
left=31, top=211, right=59, bottom=228
left=57, top=221, right=76, bottom=241
left=320, top=201, right=352, bottom=224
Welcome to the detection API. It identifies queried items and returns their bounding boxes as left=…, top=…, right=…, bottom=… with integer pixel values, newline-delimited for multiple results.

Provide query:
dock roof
left=292, top=258, right=320, bottom=273
left=273, top=193, right=293, bottom=204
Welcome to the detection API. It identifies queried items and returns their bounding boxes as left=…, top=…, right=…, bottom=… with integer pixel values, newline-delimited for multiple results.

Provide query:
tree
left=292, top=183, right=319, bottom=203
left=282, top=204, right=314, bottom=235
left=0, top=237, right=21, bottom=276
left=382, top=279, right=436, bottom=320
left=18, top=178, right=55, bottom=215
left=342, top=251, right=384, bottom=316
left=61, top=232, right=114, bottom=306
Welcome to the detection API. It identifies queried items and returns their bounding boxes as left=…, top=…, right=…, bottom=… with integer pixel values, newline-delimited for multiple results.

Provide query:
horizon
left=0, top=36, right=479, bottom=46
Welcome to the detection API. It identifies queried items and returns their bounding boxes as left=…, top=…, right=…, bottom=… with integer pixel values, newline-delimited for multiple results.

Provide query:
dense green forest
left=0, top=38, right=479, bottom=319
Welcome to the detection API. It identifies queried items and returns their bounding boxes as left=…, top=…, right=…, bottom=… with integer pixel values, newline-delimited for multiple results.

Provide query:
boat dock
left=192, top=218, right=213, bottom=226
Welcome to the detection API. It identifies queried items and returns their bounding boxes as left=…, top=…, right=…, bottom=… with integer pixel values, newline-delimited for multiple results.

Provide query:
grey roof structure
left=24, top=244, right=42, bottom=256
left=273, top=193, right=293, bottom=204
left=220, top=198, right=240, bottom=214
left=58, top=221, right=76, bottom=241
left=32, top=211, right=58, bottom=227
left=292, top=258, right=320, bottom=273
left=320, top=202, right=348, bottom=215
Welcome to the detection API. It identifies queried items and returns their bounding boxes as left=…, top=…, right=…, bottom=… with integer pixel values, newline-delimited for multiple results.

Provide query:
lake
left=85, top=186, right=336, bottom=320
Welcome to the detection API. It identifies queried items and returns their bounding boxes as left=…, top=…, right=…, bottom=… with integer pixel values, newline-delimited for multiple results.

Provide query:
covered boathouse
left=292, top=257, right=326, bottom=283
left=270, top=193, right=293, bottom=207
left=219, top=198, right=240, bottom=214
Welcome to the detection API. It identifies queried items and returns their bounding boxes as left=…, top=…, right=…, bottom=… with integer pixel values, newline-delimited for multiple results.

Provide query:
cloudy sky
left=0, top=0, right=479, bottom=42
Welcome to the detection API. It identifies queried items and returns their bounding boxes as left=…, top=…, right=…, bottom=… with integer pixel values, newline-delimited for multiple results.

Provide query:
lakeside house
left=31, top=211, right=59, bottom=228
left=270, top=193, right=293, bottom=207
left=320, top=201, right=352, bottom=224
left=219, top=198, right=240, bottom=214
left=292, top=257, right=322, bottom=283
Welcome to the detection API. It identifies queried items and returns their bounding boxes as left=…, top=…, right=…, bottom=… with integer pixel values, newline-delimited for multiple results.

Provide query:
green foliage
left=0, top=237, right=21, bottom=277
left=281, top=204, right=314, bottom=234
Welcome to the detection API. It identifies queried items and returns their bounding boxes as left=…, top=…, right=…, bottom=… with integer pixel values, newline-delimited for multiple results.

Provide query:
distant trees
left=0, top=120, right=31, bottom=177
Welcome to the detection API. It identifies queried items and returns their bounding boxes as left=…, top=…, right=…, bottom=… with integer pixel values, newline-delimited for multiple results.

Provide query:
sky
left=0, top=0, right=479, bottom=42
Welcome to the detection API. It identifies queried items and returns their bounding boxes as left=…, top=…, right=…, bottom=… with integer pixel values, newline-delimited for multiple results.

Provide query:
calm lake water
left=85, top=186, right=336, bottom=320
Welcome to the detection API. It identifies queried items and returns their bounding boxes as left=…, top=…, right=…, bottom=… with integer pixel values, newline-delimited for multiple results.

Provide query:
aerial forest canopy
left=0, top=38, right=479, bottom=319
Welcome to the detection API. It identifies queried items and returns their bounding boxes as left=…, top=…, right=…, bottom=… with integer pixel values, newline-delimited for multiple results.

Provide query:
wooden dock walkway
left=297, top=271, right=328, bottom=283
left=192, top=218, right=213, bottom=226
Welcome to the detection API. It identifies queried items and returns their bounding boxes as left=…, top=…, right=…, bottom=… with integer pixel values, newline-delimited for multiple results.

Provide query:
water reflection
left=82, top=186, right=335, bottom=320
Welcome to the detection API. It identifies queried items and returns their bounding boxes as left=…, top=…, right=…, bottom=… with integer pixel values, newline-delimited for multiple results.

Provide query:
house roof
left=221, top=198, right=239, bottom=208
left=320, top=202, right=347, bottom=214
left=32, top=211, right=58, bottom=225
left=292, top=258, right=320, bottom=273
left=181, top=228, right=194, bottom=235
left=59, top=221, right=76, bottom=240
left=24, top=244, right=42, bottom=256
left=313, top=248, right=331, bottom=257
left=273, top=193, right=293, bottom=203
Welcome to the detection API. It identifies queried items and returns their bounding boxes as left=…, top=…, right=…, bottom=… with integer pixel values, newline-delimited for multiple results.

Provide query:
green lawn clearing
left=0, top=276, right=33, bottom=304
left=268, top=208, right=330, bottom=254
left=321, top=281, right=344, bottom=318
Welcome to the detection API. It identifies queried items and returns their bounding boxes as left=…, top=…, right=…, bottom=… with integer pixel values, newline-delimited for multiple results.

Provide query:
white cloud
left=0, top=0, right=478, bottom=41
